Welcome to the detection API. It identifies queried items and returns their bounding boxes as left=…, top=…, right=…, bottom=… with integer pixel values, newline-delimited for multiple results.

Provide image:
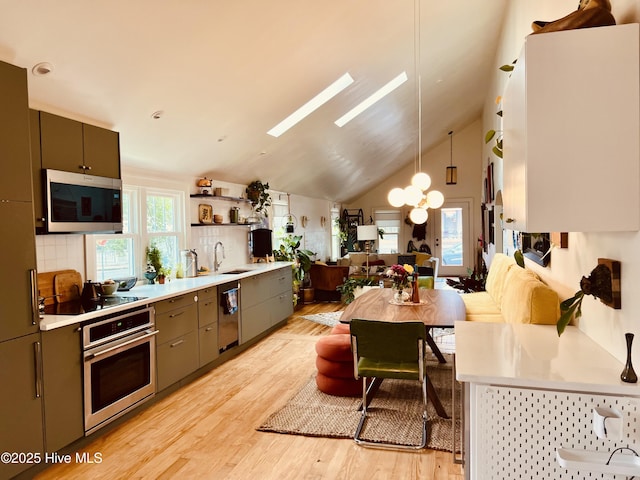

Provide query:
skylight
left=334, top=71, right=408, bottom=127
left=267, top=73, right=354, bottom=137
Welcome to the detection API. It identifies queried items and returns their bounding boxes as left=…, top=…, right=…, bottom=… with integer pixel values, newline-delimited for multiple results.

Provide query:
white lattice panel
left=473, top=385, right=640, bottom=479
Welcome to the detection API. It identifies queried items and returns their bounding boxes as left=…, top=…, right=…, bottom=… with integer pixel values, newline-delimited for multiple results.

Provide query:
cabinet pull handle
left=33, top=341, right=42, bottom=399
left=89, top=330, right=159, bottom=359
left=169, top=296, right=184, bottom=303
left=205, top=327, right=214, bottom=332
left=170, top=339, right=185, bottom=348
left=30, top=269, right=38, bottom=324
left=169, top=311, right=185, bottom=319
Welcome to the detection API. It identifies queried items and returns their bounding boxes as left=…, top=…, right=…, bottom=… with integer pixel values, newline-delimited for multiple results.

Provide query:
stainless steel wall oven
left=82, top=306, right=157, bottom=435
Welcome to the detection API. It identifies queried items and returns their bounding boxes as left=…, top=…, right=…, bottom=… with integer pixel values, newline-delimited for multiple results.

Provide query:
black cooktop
left=44, top=296, right=147, bottom=315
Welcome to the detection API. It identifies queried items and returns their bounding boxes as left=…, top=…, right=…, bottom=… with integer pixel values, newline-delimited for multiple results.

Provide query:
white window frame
left=374, top=208, right=401, bottom=254
left=86, top=184, right=186, bottom=281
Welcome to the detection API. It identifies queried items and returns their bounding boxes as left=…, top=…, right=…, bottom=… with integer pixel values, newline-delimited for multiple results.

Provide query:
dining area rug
left=257, top=356, right=460, bottom=452
left=298, top=311, right=343, bottom=327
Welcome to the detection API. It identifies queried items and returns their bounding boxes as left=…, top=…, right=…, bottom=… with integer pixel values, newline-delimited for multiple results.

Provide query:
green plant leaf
left=514, top=250, right=525, bottom=268
left=557, top=292, right=584, bottom=336
left=484, top=130, right=496, bottom=144
left=499, top=64, right=514, bottom=72
left=492, top=146, right=503, bottom=158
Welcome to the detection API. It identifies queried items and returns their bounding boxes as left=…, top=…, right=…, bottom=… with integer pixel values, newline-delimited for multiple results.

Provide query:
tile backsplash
left=36, top=234, right=85, bottom=277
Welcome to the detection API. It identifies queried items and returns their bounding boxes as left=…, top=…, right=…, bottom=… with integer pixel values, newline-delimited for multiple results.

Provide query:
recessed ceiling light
left=335, top=71, right=408, bottom=127
left=267, top=72, right=354, bottom=137
left=151, top=110, right=164, bottom=119
left=32, top=62, right=53, bottom=76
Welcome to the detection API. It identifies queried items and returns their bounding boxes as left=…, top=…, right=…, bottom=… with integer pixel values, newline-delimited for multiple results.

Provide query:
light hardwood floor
left=35, top=302, right=464, bottom=480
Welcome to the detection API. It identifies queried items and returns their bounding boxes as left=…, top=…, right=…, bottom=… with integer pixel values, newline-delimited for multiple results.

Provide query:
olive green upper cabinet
left=30, top=109, right=45, bottom=229
left=39, top=111, right=121, bottom=179
left=39, top=111, right=83, bottom=172
left=0, top=61, right=32, bottom=202
left=82, top=123, right=121, bottom=178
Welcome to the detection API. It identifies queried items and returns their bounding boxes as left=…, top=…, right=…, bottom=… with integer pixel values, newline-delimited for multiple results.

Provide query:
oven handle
left=86, top=329, right=159, bottom=359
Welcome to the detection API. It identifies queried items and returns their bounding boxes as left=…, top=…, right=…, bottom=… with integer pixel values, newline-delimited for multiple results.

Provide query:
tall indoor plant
left=272, top=234, right=315, bottom=306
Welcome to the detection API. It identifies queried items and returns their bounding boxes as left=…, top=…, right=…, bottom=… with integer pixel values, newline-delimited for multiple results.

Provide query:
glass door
left=433, top=199, right=472, bottom=277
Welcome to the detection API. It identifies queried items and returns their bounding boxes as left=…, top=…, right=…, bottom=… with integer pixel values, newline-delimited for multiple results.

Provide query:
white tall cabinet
left=503, top=24, right=640, bottom=233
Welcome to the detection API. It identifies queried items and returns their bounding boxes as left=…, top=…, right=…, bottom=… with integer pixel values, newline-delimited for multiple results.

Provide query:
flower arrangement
left=385, top=264, right=414, bottom=291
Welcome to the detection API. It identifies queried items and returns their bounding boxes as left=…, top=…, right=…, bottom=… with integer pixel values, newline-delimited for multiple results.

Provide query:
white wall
left=36, top=165, right=335, bottom=276
left=485, top=0, right=640, bottom=364
left=345, top=119, right=483, bottom=258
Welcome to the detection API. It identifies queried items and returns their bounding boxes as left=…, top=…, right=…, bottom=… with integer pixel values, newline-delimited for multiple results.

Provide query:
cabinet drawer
left=269, top=268, right=292, bottom=297
left=199, top=323, right=219, bottom=366
left=156, top=303, right=198, bottom=345
left=153, top=293, right=197, bottom=315
left=270, top=291, right=293, bottom=326
left=198, top=294, right=218, bottom=328
left=156, top=331, right=199, bottom=391
left=199, top=286, right=216, bottom=301
left=241, top=274, right=270, bottom=309
left=240, top=303, right=271, bottom=344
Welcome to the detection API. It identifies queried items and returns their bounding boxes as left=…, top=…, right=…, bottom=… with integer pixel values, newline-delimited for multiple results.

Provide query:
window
left=145, top=190, right=182, bottom=274
left=86, top=185, right=184, bottom=281
left=374, top=209, right=401, bottom=254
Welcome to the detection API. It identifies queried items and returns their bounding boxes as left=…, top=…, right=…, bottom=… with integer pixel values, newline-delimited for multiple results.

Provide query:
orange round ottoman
left=315, top=329, right=362, bottom=397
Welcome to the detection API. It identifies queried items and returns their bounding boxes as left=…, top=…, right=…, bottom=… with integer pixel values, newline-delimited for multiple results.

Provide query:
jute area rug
left=257, top=355, right=460, bottom=452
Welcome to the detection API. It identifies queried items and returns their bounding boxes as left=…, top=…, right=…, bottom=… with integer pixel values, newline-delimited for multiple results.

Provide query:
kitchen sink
left=221, top=269, right=252, bottom=274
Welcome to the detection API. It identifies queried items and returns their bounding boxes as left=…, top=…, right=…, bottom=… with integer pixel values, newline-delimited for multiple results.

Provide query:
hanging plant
left=246, top=180, right=272, bottom=217
left=484, top=61, right=516, bottom=160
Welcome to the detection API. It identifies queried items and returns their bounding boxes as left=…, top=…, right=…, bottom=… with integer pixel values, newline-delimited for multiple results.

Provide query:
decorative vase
left=144, top=271, right=157, bottom=285
left=621, top=333, right=638, bottom=383
left=394, top=288, right=409, bottom=303
left=411, top=279, right=420, bottom=303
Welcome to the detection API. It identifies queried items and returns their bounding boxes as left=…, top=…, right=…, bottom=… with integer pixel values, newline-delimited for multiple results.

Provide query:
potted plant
left=246, top=180, right=272, bottom=217
left=272, top=235, right=315, bottom=306
left=145, top=246, right=162, bottom=284
left=337, top=277, right=376, bottom=304
left=157, top=266, right=171, bottom=284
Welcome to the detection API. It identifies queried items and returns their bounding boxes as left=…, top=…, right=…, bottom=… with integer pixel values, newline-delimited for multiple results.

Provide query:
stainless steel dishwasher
left=218, top=281, right=240, bottom=353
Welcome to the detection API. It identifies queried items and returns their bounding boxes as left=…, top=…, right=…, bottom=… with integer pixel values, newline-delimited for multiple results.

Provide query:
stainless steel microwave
left=45, top=169, right=123, bottom=233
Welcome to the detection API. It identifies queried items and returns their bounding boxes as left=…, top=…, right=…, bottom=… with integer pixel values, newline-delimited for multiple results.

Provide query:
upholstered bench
left=460, top=253, right=560, bottom=324
left=315, top=324, right=362, bottom=396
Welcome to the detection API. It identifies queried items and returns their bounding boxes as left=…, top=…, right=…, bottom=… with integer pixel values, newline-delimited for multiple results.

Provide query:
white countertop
left=40, top=262, right=292, bottom=331
left=455, top=321, right=640, bottom=396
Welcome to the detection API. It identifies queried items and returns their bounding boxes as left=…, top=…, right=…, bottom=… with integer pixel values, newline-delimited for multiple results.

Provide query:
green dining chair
left=349, top=318, right=428, bottom=449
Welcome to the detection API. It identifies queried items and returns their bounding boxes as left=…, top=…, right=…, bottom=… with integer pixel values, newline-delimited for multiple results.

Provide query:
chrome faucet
left=214, top=241, right=225, bottom=272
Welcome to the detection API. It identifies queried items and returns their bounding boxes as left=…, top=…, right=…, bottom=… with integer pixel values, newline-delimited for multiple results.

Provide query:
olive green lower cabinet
left=240, top=267, right=293, bottom=344
left=154, top=294, right=199, bottom=392
left=197, top=287, right=219, bottom=367
left=0, top=334, right=44, bottom=480
left=41, top=323, right=83, bottom=453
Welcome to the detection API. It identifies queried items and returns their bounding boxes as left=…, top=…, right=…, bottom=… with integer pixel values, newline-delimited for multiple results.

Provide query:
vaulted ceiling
left=0, top=0, right=507, bottom=203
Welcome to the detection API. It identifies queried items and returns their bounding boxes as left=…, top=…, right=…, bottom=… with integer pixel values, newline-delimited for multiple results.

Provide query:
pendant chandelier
left=386, top=0, right=443, bottom=224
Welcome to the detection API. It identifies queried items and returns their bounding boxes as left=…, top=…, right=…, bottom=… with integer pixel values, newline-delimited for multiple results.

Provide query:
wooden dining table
left=339, top=287, right=466, bottom=418
left=340, top=287, right=466, bottom=363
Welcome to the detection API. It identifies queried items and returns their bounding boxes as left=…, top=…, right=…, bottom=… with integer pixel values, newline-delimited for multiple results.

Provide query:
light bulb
left=387, top=187, right=406, bottom=207
left=409, top=207, right=428, bottom=224
left=403, top=185, right=423, bottom=206
left=426, top=190, right=444, bottom=209
left=411, top=172, right=431, bottom=191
